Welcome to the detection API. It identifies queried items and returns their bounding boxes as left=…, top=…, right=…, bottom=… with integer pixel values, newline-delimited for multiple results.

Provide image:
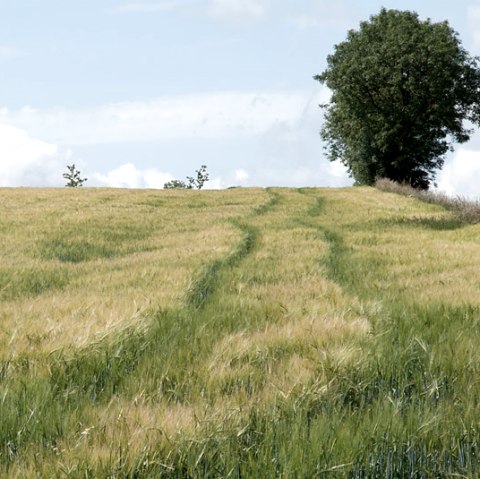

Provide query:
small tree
left=315, top=8, right=480, bottom=189
left=187, top=165, right=209, bottom=190
left=63, top=164, right=87, bottom=187
left=163, top=165, right=209, bottom=190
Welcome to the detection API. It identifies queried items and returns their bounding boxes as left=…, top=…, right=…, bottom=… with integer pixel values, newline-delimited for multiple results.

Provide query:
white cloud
left=235, top=168, right=249, bottom=182
left=329, top=160, right=349, bottom=178
left=245, top=163, right=351, bottom=188
left=111, top=0, right=192, bottom=14
left=0, top=86, right=352, bottom=189
left=111, top=0, right=269, bottom=20
left=142, top=168, right=176, bottom=188
left=208, top=0, right=268, bottom=20
left=94, top=163, right=174, bottom=188
left=0, top=90, right=321, bottom=146
left=0, top=123, right=66, bottom=186
left=205, top=177, right=225, bottom=189
left=93, top=164, right=229, bottom=190
left=436, top=148, right=480, bottom=200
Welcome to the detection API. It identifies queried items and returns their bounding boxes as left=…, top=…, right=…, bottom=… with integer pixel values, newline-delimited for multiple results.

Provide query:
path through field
left=1, top=187, right=480, bottom=477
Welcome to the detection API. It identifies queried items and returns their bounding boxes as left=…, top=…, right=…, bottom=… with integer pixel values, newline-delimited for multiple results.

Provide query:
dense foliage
left=315, top=8, right=480, bottom=189
left=163, top=179, right=189, bottom=189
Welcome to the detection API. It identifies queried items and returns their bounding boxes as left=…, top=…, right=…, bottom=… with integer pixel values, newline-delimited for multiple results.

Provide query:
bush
left=164, top=179, right=190, bottom=190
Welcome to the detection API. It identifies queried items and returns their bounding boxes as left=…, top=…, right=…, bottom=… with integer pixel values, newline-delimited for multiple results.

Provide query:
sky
left=1, top=0, right=480, bottom=197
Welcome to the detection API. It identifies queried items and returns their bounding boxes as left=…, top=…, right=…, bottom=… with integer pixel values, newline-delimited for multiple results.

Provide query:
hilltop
left=1, top=186, right=479, bottom=477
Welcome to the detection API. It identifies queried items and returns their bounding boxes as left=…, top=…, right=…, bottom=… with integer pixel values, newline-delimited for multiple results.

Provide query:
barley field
left=1, top=186, right=480, bottom=477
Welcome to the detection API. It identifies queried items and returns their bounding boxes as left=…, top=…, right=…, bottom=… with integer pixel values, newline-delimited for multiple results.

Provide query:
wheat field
left=1, top=186, right=480, bottom=477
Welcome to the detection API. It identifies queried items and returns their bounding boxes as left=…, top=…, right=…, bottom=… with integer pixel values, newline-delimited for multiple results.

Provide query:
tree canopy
left=315, top=8, right=480, bottom=189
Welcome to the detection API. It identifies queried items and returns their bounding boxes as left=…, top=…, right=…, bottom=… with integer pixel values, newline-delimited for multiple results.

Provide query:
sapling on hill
left=187, top=164, right=209, bottom=190
left=164, top=165, right=209, bottom=190
left=63, top=164, right=87, bottom=187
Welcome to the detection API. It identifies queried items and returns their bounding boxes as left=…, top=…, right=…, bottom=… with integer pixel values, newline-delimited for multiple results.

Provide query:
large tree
left=315, top=8, right=480, bottom=189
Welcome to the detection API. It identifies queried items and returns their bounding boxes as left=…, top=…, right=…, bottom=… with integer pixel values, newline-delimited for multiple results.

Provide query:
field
left=1, top=186, right=480, bottom=477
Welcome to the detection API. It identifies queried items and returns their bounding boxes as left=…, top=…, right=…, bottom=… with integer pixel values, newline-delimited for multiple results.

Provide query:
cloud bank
left=0, top=124, right=65, bottom=187
left=111, top=0, right=194, bottom=14
left=2, top=85, right=478, bottom=195
left=0, top=88, right=339, bottom=189
left=93, top=163, right=174, bottom=188
left=436, top=148, right=480, bottom=200
left=111, top=0, right=269, bottom=19
left=0, top=90, right=329, bottom=146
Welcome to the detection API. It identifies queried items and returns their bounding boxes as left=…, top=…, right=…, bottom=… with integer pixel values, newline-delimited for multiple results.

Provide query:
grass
left=0, top=187, right=263, bottom=358
left=375, top=177, right=480, bottom=223
left=1, top=185, right=480, bottom=476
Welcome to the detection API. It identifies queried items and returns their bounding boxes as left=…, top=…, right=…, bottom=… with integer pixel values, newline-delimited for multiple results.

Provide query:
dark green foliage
left=186, top=164, right=209, bottom=190
left=163, top=179, right=189, bottom=189
left=315, top=8, right=480, bottom=189
left=63, top=164, right=87, bottom=187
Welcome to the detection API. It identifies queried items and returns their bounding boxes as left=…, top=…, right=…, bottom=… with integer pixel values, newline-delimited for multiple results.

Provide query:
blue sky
left=1, top=0, right=480, bottom=196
